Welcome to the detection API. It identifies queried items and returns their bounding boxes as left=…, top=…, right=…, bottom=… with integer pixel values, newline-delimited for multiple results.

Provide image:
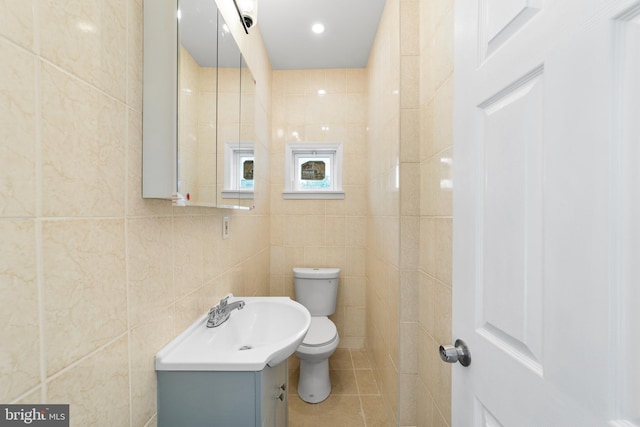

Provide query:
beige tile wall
left=417, top=0, right=454, bottom=426
left=0, top=2, right=271, bottom=427
left=269, top=68, right=368, bottom=349
left=367, top=0, right=455, bottom=425
left=366, top=0, right=401, bottom=423
left=1, top=1, right=453, bottom=426
left=398, top=0, right=422, bottom=424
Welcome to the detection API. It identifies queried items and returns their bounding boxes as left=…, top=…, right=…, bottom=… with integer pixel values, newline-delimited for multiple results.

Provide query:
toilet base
left=297, top=358, right=331, bottom=403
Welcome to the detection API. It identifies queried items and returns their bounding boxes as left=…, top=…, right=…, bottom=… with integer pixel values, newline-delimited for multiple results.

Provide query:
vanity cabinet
left=157, top=361, right=288, bottom=427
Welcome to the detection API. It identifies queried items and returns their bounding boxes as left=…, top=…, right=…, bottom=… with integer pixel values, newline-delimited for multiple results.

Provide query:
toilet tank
left=293, top=268, right=340, bottom=316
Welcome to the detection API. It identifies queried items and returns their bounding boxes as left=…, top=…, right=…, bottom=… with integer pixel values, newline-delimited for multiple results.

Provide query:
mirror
left=218, top=40, right=255, bottom=209
left=177, top=0, right=219, bottom=206
left=142, top=0, right=255, bottom=209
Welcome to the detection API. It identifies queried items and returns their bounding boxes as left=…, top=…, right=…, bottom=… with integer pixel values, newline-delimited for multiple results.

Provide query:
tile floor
left=287, top=348, right=395, bottom=427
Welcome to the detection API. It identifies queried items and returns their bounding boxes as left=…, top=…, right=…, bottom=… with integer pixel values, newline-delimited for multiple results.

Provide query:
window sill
left=221, top=190, right=254, bottom=200
left=282, top=191, right=345, bottom=200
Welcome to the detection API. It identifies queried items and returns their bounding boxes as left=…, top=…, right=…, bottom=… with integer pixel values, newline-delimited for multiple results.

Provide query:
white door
left=452, top=0, right=640, bottom=425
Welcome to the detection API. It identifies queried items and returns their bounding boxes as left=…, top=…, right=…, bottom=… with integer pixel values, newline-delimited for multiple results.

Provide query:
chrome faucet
left=206, top=295, right=245, bottom=328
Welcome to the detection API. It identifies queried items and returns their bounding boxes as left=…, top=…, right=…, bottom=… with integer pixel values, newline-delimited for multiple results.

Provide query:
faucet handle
left=218, top=293, right=233, bottom=307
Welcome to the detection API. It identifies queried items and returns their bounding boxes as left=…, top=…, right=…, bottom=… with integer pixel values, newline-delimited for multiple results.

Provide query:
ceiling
left=180, top=0, right=387, bottom=69
left=256, top=0, right=387, bottom=69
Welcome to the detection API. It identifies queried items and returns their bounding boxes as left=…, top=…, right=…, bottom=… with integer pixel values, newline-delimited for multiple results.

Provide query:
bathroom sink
left=156, top=296, right=311, bottom=371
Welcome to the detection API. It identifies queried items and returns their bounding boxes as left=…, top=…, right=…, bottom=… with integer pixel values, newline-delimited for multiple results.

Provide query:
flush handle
left=439, top=339, right=471, bottom=367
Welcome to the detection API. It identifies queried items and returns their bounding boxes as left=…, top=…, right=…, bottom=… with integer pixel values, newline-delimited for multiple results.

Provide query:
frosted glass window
left=239, top=156, right=254, bottom=189
left=297, top=157, right=331, bottom=189
left=284, top=142, right=344, bottom=199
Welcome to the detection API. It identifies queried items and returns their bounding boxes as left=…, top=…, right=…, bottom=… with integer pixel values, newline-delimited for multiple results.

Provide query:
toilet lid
left=302, top=317, right=337, bottom=347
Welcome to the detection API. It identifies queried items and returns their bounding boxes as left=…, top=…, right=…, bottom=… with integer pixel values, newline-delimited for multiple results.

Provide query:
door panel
left=480, top=0, right=541, bottom=60
left=453, top=0, right=640, bottom=425
left=542, top=20, right=612, bottom=414
left=617, top=6, right=640, bottom=426
left=477, top=67, right=544, bottom=371
left=475, top=398, right=504, bottom=427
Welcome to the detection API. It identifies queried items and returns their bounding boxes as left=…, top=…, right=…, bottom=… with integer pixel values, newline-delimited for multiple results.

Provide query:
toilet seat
left=301, top=317, right=337, bottom=347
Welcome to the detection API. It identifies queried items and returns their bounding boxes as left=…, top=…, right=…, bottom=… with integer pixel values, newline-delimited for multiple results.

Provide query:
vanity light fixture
left=312, top=23, right=325, bottom=34
left=233, top=0, right=258, bottom=34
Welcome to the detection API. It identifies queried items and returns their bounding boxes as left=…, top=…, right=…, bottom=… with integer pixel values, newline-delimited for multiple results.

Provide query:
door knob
left=439, top=339, right=471, bottom=367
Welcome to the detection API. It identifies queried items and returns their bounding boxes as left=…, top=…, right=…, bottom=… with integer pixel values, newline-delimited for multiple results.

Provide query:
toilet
left=293, top=267, right=340, bottom=404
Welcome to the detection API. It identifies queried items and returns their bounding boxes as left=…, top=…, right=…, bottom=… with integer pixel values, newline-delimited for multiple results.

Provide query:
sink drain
left=238, top=345, right=253, bottom=351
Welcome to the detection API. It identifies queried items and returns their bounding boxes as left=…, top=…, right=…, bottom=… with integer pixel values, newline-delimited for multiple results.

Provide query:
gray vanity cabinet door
left=157, top=360, right=288, bottom=427
left=157, top=370, right=260, bottom=426
left=260, top=361, right=288, bottom=427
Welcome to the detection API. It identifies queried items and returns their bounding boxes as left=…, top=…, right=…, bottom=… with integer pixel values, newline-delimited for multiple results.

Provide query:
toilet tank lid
left=293, top=267, right=340, bottom=279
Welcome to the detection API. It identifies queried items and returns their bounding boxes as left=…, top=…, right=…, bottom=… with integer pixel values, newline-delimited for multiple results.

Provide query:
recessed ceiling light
left=312, top=23, right=325, bottom=34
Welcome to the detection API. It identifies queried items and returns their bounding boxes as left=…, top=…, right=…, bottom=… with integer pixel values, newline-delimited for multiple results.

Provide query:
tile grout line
left=33, top=0, right=46, bottom=402
left=124, top=0, right=133, bottom=425
left=350, top=348, right=369, bottom=427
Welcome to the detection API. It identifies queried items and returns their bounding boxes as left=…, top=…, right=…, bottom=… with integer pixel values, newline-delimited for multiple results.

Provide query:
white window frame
left=222, top=141, right=254, bottom=199
left=283, top=142, right=344, bottom=200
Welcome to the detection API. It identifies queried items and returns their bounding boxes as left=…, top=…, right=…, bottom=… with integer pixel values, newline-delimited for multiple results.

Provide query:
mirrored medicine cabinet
left=143, top=0, right=255, bottom=209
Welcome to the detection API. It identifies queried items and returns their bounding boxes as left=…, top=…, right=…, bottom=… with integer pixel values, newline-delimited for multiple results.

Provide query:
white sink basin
left=156, top=296, right=311, bottom=371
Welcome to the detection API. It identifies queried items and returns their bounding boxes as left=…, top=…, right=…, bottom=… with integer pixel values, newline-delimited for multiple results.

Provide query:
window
left=284, top=142, right=344, bottom=199
left=238, top=154, right=254, bottom=190
left=222, top=141, right=254, bottom=199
